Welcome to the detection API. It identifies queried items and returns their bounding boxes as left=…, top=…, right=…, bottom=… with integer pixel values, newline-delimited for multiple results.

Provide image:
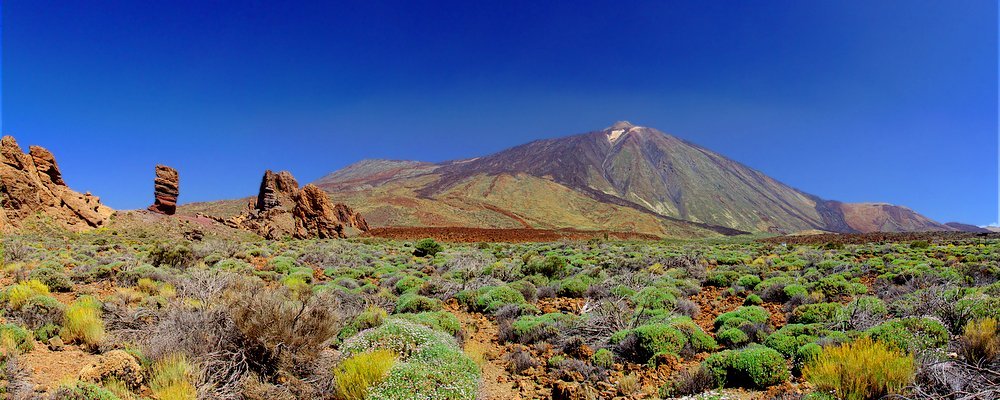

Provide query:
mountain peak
left=608, top=121, right=635, bottom=130
left=605, top=121, right=641, bottom=142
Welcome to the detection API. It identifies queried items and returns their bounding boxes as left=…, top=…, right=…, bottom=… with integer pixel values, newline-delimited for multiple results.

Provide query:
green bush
left=525, top=255, right=567, bottom=278
left=744, top=294, right=763, bottom=306
left=714, top=306, right=770, bottom=332
left=718, top=328, right=750, bottom=348
left=591, top=348, right=614, bottom=368
left=784, top=284, right=808, bottom=298
left=557, top=276, right=592, bottom=298
left=52, top=381, right=121, bottom=400
left=866, top=317, right=949, bottom=353
left=395, top=293, right=443, bottom=314
left=473, top=286, right=526, bottom=313
left=342, top=319, right=479, bottom=400
left=791, top=303, right=843, bottom=324
left=616, top=317, right=716, bottom=363
left=394, top=276, right=426, bottom=294
left=764, top=324, right=848, bottom=358
left=413, top=239, right=443, bottom=257
left=0, top=323, right=34, bottom=353
left=396, top=311, right=462, bottom=336
left=511, top=313, right=576, bottom=343
left=703, top=345, right=789, bottom=389
left=632, top=286, right=677, bottom=311
left=29, top=266, right=73, bottom=292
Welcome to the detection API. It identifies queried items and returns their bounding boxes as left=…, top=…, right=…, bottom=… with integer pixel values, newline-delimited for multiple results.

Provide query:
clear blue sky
left=2, top=1, right=997, bottom=225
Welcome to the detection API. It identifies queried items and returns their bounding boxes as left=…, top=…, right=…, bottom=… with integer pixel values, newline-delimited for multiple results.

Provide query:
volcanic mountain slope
left=313, top=122, right=951, bottom=235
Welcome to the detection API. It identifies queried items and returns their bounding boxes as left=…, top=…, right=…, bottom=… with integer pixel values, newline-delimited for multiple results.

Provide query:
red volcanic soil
left=761, top=231, right=998, bottom=246
left=365, top=226, right=661, bottom=242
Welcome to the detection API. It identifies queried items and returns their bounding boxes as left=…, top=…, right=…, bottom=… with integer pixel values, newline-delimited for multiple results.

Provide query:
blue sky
left=2, top=1, right=997, bottom=225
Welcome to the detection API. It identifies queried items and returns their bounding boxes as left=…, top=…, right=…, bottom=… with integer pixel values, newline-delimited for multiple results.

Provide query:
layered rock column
left=148, top=165, right=179, bottom=215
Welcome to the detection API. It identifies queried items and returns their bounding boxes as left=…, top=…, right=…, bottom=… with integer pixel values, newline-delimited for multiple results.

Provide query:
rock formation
left=255, top=170, right=299, bottom=212
left=291, top=184, right=368, bottom=239
left=0, top=135, right=113, bottom=232
left=148, top=165, right=179, bottom=215
left=207, top=171, right=367, bottom=239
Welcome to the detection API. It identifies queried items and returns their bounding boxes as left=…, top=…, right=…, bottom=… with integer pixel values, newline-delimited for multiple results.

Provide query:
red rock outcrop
left=292, top=184, right=347, bottom=239
left=148, top=165, right=179, bottom=215
left=207, top=171, right=367, bottom=239
left=255, top=170, right=299, bottom=212
left=0, top=135, right=113, bottom=232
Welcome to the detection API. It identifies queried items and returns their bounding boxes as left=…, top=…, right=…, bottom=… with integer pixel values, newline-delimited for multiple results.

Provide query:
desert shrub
left=51, top=381, right=121, bottom=400
left=791, top=303, right=843, bottom=324
left=837, top=295, right=888, bottom=330
left=473, top=286, right=526, bottom=313
left=268, top=256, right=297, bottom=274
left=504, top=348, right=538, bottom=374
left=718, top=327, right=750, bottom=348
left=214, top=258, right=252, bottom=273
left=590, top=348, right=614, bottom=369
left=764, top=324, right=848, bottom=359
left=11, top=293, right=64, bottom=330
left=958, top=318, right=999, bottom=366
left=865, top=317, right=948, bottom=353
left=339, top=306, right=387, bottom=341
left=4, top=280, right=49, bottom=309
left=557, top=275, right=592, bottom=298
left=394, top=276, right=426, bottom=295
left=148, top=242, right=195, bottom=269
left=714, top=306, right=770, bottom=332
left=343, top=319, right=479, bottom=400
left=510, top=313, right=577, bottom=344
left=783, top=284, right=808, bottom=299
left=706, top=271, right=740, bottom=287
left=812, top=274, right=867, bottom=297
left=395, top=311, right=462, bottom=336
left=149, top=354, right=198, bottom=400
left=660, top=366, right=716, bottom=398
left=226, top=280, right=344, bottom=369
left=29, top=265, right=72, bottom=292
left=804, top=337, right=914, bottom=400
left=34, top=323, right=60, bottom=342
left=395, top=293, right=442, bottom=313
left=615, top=318, right=716, bottom=363
left=736, top=274, right=762, bottom=290
left=632, top=286, right=677, bottom=311
left=524, top=255, right=567, bottom=278
left=703, top=345, right=788, bottom=389
left=508, top=280, right=537, bottom=303
left=0, top=324, right=33, bottom=353
left=63, top=296, right=105, bottom=347
left=334, top=350, right=396, bottom=400
left=413, top=239, right=443, bottom=257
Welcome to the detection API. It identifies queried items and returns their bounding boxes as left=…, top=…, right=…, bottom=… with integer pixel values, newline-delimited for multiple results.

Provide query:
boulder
left=148, top=164, right=179, bottom=215
left=78, top=350, right=143, bottom=389
left=0, top=135, right=113, bottom=232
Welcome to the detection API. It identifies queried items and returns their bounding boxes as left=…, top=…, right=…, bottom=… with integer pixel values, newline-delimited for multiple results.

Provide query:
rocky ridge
left=0, top=135, right=113, bottom=232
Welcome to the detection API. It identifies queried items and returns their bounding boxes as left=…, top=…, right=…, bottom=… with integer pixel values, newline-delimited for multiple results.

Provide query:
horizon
left=2, top=1, right=997, bottom=225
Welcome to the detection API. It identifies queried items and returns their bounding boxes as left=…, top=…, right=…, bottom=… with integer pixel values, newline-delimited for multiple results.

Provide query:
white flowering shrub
left=340, top=318, right=480, bottom=400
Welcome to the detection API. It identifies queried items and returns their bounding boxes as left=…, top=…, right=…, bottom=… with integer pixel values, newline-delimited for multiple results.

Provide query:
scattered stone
left=0, top=135, right=113, bottom=232
left=47, top=337, right=64, bottom=351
